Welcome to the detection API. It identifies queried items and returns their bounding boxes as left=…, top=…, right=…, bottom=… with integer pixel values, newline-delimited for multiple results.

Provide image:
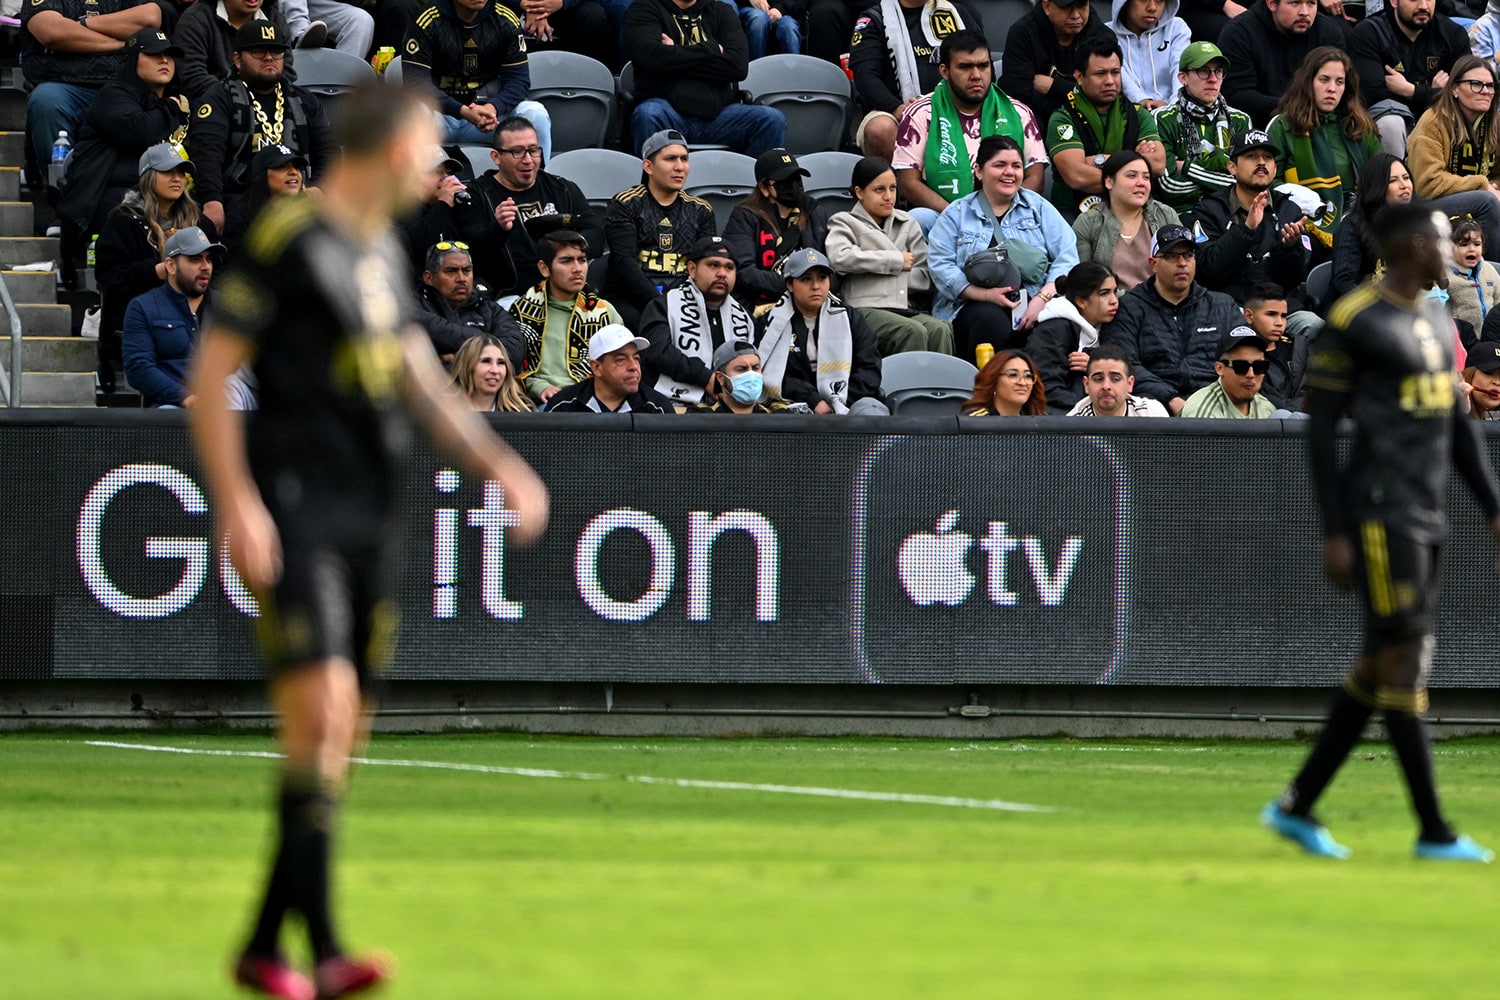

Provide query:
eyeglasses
left=1190, top=66, right=1225, bottom=80
left=434, top=241, right=469, bottom=251
left=1461, top=79, right=1497, bottom=93
left=999, top=369, right=1036, bottom=381
left=497, top=145, right=543, bottom=160
left=1219, top=358, right=1270, bottom=375
left=1156, top=250, right=1196, bottom=262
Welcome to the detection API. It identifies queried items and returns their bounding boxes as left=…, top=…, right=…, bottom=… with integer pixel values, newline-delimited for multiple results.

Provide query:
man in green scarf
left=892, top=28, right=1047, bottom=233
left=1045, top=34, right=1166, bottom=218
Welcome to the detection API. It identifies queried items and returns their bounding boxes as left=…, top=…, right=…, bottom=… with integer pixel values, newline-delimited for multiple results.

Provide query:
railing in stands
left=0, top=271, right=21, bottom=406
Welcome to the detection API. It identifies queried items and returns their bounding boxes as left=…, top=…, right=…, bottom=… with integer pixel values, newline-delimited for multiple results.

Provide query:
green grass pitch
left=4, top=731, right=1499, bottom=998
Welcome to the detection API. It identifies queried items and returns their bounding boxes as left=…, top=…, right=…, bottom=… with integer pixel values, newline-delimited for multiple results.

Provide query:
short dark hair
left=849, top=154, right=894, bottom=192
left=336, top=83, right=428, bottom=155
left=1242, top=282, right=1287, bottom=309
left=974, top=134, right=1024, bottom=173
left=1058, top=261, right=1115, bottom=303
left=1375, top=200, right=1444, bottom=262
left=492, top=116, right=539, bottom=150
left=538, top=229, right=588, bottom=267
left=1077, top=35, right=1123, bottom=71
left=939, top=29, right=991, bottom=68
left=1086, top=343, right=1133, bottom=377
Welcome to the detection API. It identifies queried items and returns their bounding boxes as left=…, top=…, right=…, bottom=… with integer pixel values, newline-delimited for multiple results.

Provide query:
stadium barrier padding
left=3, top=410, right=1498, bottom=687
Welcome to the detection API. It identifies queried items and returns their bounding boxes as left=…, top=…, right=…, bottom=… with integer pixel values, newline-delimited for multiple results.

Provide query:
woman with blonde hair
left=1407, top=56, right=1500, bottom=251
left=449, top=334, right=536, bottom=413
left=1266, top=46, right=1381, bottom=252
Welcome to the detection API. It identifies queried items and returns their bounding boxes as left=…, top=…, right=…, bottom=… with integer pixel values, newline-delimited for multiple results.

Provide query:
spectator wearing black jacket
left=187, top=20, right=332, bottom=234
left=397, top=147, right=490, bottom=275
left=1187, top=128, right=1310, bottom=306
left=848, top=0, right=986, bottom=161
left=221, top=142, right=308, bottom=252
left=723, top=148, right=831, bottom=308
left=416, top=242, right=527, bottom=364
left=1217, top=0, right=1347, bottom=126
left=57, top=29, right=191, bottom=240
left=624, top=0, right=785, bottom=156
left=1028, top=261, right=1120, bottom=413
left=173, top=0, right=296, bottom=100
left=805, top=0, right=864, bottom=66
left=402, top=0, right=552, bottom=154
left=1177, top=0, right=1243, bottom=44
left=546, top=326, right=678, bottom=412
left=1101, top=221, right=1243, bottom=411
left=466, top=116, right=605, bottom=296
left=605, top=129, right=718, bottom=331
left=999, top=0, right=1113, bottom=125
left=500, top=0, right=617, bottom=69
left=1349, top=0, right=1472, bottom=159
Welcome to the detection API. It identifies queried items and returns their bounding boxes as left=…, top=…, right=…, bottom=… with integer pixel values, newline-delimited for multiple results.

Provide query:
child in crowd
left=1448, top=217, right=1500, bottom=338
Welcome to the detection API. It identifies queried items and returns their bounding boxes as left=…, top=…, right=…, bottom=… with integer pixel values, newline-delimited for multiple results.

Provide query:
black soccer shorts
left=1354, top=520, right=1440, bottom=654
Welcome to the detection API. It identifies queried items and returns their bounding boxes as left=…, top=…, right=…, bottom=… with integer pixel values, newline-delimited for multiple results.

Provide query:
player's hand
left=225, top=501, right=283, bottom=593
left=1067, top=350, right=1090, bottom=373
left=496, top=197, right=518, bottom=230
left=1246, top=189, right=1268, bottom=231
left=1323, top=535, right=1356, bottom=590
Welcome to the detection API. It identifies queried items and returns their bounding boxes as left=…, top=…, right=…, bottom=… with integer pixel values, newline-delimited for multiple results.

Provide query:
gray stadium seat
left=291, top=48, right=377, bottom=127
left=1304, top=261, right=1331, bottom=311
left=880, top=351, right=979, bottom=415
left=526, top=50, right=616, bottom=154
left=683, top=150, right=757, bottom=233
left=968, top=0, right=1033, bottom=49
left=459, top=145, right=494, bottom=181
left=548, top=148, right=645, bottom=213
left=383, top=54, right=403, bottom=86
left=799, top=150, right=861, bottom=218
left=742, top=54, right=853, bottom=156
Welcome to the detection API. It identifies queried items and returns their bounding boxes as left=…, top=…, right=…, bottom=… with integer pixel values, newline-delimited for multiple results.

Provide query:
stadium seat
left=880, top=351, right=979, bottom=415
left=967, top=0, right=1033, bottom=49
left=742, top=54, right=853, bottom=156
left=799, top=150, right=861, bottom=218
left=459, top=145, right=494, bottom=181
left=549, top=148, right=645, bottom=213
left=683, top=150, right=757, bottom=232
left=383, top=55, right=403, bottom=86
left=525, top=50, right=616, bottom=154
left=1304, top=261, right=1331, bottom=312
left=291, top=48, right=377, bottom=128
left=1092, top=0, right=1112, bottom=28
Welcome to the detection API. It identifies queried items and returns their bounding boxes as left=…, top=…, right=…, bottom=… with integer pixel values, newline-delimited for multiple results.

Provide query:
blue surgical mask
left=728, top=371, right=764, bottom=405
left=1428, top=285, right=1450, bottom=305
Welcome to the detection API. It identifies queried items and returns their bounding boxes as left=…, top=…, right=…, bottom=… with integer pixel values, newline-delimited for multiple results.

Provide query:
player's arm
left=1449, top=382, right=1500, bottom=559
left=398, top=327, right=549, bottom=544
left=1304, top=328, right=1356, bottom=586
left=189, top=326, right=282, bottom=591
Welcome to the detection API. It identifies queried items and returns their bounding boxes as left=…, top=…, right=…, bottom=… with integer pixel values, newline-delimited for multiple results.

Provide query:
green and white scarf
left=924, top=80, right=1024, bottom=203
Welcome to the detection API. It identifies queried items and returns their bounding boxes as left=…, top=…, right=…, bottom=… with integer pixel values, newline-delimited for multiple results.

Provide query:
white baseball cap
left=589, top=325, right=649, bottom=361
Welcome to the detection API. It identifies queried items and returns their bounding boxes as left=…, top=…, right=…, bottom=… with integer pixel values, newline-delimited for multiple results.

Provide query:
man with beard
left=1189, top=129, right=1310, bottom=306
left=1153, top=41, right=1251, bottom=216
left=417, top=241, right=527, bottom=367
left=640, top=235, right=756, bottom=406
left=1350, top=0, right=1472, bottom=158
left=1218, top=0, right=1348, bottom=127
left=1179, top=326, right=1276, bottom=417
left=1064, top=343, right=1169, bottom=416
left=188, top=21, right=333, bottom=233
left=123, top=226, right=220, bottom=408
left=174, top=0, right=297, bottom=100
left=1045, top=34, right=1165, bottom=219
left=605, top=129, right=717, bottom=330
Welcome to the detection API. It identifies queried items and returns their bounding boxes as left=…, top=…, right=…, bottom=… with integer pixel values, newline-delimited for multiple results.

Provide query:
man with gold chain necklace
left=188, top=20, right=334, bottom=234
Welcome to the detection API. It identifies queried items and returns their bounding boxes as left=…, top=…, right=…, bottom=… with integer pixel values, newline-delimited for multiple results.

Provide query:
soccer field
left=4, top=731, right=1498, bottom=999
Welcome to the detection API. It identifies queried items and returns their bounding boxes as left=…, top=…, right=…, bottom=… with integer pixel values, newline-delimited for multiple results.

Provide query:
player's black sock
left=1385, top=710, right=1455, bottom=844
left=279, top=774, right=344, bottom=961
left=245, top=826, right=291, bottom=957
left=1282, top=688, right=1373, bottom=817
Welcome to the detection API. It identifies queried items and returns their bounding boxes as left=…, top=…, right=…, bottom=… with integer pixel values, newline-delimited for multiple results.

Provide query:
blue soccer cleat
left=1261, top=801, right=1352, bottom=859
left=1415, top=834, right=1495, bottom=863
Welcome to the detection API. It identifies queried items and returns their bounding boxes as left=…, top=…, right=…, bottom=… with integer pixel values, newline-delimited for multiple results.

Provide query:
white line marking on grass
left=83, top=740, right=1055, bottom=814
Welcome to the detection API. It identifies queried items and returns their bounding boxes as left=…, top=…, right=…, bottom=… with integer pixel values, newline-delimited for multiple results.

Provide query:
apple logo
left=896, top=510, right=975, bottom=606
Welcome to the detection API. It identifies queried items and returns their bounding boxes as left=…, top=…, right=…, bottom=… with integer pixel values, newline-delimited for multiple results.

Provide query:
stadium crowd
left=22, top=0, right=1500, bottom=416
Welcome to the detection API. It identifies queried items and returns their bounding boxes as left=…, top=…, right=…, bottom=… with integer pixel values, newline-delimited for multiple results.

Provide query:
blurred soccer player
left=1261, top=202, right=1500, bottom=862
left=190, top=85, right=549, bottom=998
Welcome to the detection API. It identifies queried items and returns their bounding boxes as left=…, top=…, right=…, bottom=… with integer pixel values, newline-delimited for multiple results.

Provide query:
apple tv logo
left=897, top=510, right=1083, bottom=608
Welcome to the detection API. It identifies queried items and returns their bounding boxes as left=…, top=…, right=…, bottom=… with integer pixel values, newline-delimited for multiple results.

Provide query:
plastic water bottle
left=50, top=130, right=71, bottom=164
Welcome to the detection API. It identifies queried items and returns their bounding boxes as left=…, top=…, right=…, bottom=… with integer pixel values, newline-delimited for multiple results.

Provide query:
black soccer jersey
left=1308, top=282, right=1500, bottom=543
left=212, top=199, right=415, bottom=533
left=604, top=185, right=717, bottom=307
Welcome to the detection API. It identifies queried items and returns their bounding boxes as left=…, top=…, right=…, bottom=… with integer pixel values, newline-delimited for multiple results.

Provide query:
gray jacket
left=1072, top=199, right=1180, bottom=272
left=824, top=203, right=932, bottom=311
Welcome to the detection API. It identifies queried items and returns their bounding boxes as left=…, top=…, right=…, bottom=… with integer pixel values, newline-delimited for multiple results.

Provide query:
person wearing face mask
left=723, top=148, right=832, bottom=309
left=695, top=340, right=790, bottom=413
left=640, top=235, right=757, bottom=406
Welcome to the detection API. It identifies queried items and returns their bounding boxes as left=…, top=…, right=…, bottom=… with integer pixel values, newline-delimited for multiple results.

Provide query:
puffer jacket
left=1101, top=276, right=1242, bottom=403
left=824, top=202, right=932, bottom=311
left=1108, top=0, right=1191, bottom=106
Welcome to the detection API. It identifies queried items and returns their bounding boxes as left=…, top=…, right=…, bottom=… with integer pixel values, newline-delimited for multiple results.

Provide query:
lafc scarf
left=1064, top=87, right=1137, bottom=156
left=758, top=293, right=857, bottom=412
left=510, top=282, right=612, bottom=384
left=655, top=280, right=754, bottom=403
left=1281, top=113, right=1370, bottom=248
left=924, top=80, right=1024, bottom=203
left=1447, top=113, right=1495, bottom=179
left=881, top=0, right=966, bottom=103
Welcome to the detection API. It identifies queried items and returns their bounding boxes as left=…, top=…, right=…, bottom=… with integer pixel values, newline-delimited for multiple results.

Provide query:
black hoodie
left=624, top=0, right=750, bottom=120
left=1218, top=4, right=1348, bottom=126
left=998, top=2, right=1113, bottom=125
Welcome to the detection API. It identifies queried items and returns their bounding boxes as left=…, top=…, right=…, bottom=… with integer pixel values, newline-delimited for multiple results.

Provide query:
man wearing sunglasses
left=1153, top=42, right=1251, bottom=216
left=1349, top=0, right=1471, bottom=158
left=1179, top=326, right=1275, bottom=418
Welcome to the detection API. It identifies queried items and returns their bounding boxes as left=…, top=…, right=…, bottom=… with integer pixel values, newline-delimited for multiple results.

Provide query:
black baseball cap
left=234, top=20, right=291, bottom=52
left=687, top=235, right=734, bottom=263
left=129, top=28, right=183, bottom=57
left=1150, top=223, right=1195, bottom=256
left=1229, top=129, right=1277, bottom=159
left=1217, top=326, right=1269, bottom=357
left=1468, top=342, right=1500, bottom=372
left=754, top=148, right=810, bottom=184
left=250, top=143, right=307, bottom=174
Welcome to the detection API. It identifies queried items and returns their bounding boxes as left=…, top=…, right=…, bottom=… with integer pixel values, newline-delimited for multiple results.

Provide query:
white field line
left=82, top=740, right=1056, bottom=814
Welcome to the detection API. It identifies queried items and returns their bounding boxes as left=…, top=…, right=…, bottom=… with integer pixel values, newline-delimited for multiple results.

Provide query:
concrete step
left=20, top=370, right=94, bottom=407
left=0, top=199, right=33, bottom=236
left=0, top=94, right=25, bottom=138
left=14, top=302, right=71, bottom=337
left=2, top=268, right=57, bottom=304
left=0, top=236, right=59, bottom=268
left=0, top=167, right=19, bottom=201
left=0, top=130, right=24, bottom=167
left=22, top=336, right=93, bottom=372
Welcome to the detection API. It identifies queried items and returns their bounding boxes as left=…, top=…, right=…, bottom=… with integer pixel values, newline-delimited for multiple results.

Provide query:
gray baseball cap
left=711, top=339, right=759, bottom=371
left=164, top=226, right=225, bottom=258
left=138, top=143, right=194, bottom=176
left=782, top=248, right=833, bottom=280
left=641, top=128, right=688, bottom=161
